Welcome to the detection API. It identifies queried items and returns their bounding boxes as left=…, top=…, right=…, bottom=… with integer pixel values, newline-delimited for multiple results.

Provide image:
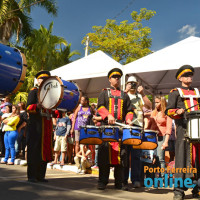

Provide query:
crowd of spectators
left=0, top=95, right=176, bottom=180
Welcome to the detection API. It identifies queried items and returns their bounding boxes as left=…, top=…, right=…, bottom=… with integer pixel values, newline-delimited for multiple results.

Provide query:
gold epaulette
left=30, top=87, right=37, bottom=91
left=170, top=88, right=178, bottom=93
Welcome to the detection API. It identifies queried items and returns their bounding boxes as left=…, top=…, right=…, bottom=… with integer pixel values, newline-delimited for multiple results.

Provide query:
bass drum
left=38, top=76, right=81, bottom=111
left=0, top=43, right=27, bottom=96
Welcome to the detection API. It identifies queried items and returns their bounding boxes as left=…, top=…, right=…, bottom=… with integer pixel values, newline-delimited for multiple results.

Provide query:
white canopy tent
left=124, top=36, right=200, bottom=95
left=51, top=50, right=122, bottom=97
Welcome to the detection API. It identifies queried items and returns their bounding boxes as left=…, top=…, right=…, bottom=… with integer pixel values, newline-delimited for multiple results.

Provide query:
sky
left=30, top=0, right=200, bottom=61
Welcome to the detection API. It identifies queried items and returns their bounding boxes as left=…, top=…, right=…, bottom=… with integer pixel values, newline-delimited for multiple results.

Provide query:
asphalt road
left=0, top=164, right=196, bottom=200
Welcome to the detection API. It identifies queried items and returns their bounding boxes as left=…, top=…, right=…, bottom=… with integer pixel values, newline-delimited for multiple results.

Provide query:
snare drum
left=38, top=76, right=81, bottom=111
left=122, top=126, right=142, bottom=145
left=79, top=126, right=102, bottom=145
left=186, top=111, right=200, bottom=140
left=132, top=130, right=158, bottom=150
left=0, top=43, right=27, bottom=96
left=102, top=126, right=120, bottom=142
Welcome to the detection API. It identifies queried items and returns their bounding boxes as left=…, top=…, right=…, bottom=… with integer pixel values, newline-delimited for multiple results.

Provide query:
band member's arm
left=26, top=88, right=39, bottom=114
left=124, top=94, right=134, bottom=124
left=97, top=90, right=110, bottom=120
left=165, top=90, right=182, bottom=119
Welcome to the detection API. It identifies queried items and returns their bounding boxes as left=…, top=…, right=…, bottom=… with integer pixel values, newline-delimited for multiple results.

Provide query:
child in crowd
left=74, top=144, right=92, bottom=174
left=51, top=110, right=71, bottom=166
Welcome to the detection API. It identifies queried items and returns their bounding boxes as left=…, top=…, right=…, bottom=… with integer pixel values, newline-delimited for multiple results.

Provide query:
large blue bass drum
left=38, top=76, right=81, bottom=112
left=0, top=43, right=27, bottom=96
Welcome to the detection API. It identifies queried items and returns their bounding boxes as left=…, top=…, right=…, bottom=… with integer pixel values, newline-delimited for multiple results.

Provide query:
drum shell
left=133, top=130, right=158, bottom=150
left=102, top=126, right=120, bottom=142
left=186, top=111, right=200, bottom=141
left=0, top=43, right=26, bottom=96
left=122, top=127, right=142, bottom=145
left=57, top=79, right=80, bottom=111
left=79, top=126, right=102, bottom=145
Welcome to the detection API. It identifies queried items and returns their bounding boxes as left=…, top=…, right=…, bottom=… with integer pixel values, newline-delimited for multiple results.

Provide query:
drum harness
left=177, top=87, right=200, bottom=141
left=107, top=88, right=124, bottom=123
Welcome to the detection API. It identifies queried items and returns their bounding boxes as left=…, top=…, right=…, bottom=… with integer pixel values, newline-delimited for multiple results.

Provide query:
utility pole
left=85, top=36, right=89, bottom=57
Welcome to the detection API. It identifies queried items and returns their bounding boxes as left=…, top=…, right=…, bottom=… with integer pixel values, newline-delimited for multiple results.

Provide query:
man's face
left=37, top=78, right=43, bottom=86
left=179, top=73, right=193, bottom=85
left=109, top=75, right=120, bottom=87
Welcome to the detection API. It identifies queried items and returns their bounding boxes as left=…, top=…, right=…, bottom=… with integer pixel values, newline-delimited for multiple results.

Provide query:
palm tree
left=0, top=0, right=57, bottom=44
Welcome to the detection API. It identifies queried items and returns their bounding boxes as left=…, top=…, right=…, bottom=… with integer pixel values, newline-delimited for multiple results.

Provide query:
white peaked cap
left=126, top=76, right=138, bottom=83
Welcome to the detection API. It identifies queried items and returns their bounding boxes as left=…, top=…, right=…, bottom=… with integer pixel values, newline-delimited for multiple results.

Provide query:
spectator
left=0, top=105, right=12, bottom=157
left=15, top=102, right=28, bottom=159
left=1, top=105, right=20, bottom=165
left=148, top=95, right=172, bottom=178
left=70, top=96, right=93, bottom=154
left=0, top=97, right=12, bottom=113
left=50, top=111, right=71, bottom=166
left=74, top=144, right=92, bottom=174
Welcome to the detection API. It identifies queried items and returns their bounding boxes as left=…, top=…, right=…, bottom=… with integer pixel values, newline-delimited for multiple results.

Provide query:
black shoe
left=97, top=182, right=106, bottom=190
left=122, top=183, right=129, bottom=191
left=37, top=179, right=48, bottom=182
left=28, top=178, right=37, bottom=183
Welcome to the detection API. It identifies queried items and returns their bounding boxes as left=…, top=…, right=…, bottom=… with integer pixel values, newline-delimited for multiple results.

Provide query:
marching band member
left=26, top=70, right=60, bottom=182
left=97, top=68, right=133, bottom=190
left=166, top=65, right=200, bottom=200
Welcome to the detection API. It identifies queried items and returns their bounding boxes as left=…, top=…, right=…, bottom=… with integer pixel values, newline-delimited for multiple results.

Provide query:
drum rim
left=103, top=126, right=120, bottom=129
left=80, top=125, right=101, bottom=128
left=123, top=126, right=142, bottom=130
left=12, top=51, right=27, bottom=94
left=38, top=76, right=64, bottom=110
left=144, top=129, right=159, bottom=134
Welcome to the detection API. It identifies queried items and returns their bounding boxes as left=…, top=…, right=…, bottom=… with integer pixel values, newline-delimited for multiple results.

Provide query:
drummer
left=26, top=70, right=60, bottom=183
left=165, top=65, right=200, bottom=199
left=123, top=76, right=152, bottom=190
left=97, top=68, right=133, bottom=190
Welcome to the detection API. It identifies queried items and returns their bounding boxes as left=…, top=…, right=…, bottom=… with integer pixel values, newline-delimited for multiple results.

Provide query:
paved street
left=0, top=164, right=196, bottom=200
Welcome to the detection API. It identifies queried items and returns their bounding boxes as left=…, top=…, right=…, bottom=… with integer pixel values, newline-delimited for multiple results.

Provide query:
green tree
left=82, top=8, right=156, bottom=64
left=0, top=0, right=57, bottom=44
left=12, top=22, right=80, bottom=104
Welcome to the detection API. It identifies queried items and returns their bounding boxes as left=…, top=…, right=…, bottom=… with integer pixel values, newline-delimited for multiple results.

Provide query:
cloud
left=177, top=25, right=199, bottom=38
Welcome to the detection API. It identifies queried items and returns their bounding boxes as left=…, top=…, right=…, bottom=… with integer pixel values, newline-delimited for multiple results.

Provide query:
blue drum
left=122, top=126, right=142, bottom=145
left=133, top=130, right=158, bottom=150
left=102, top=126, right=120, bottom=142
left=79, top=126, right=102, bottom=145
left=38, top=76, right=81, bottom=111
left=0, top=43, right=27, bottom=96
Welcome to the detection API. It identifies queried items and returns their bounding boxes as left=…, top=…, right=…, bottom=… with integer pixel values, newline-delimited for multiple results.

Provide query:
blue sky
left=30, top=0, right=200, bottom=60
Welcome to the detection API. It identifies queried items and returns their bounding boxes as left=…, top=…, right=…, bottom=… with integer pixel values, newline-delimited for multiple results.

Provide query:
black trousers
left=27, top=160, right=47, bottom=180
left=98, top=164, right=123, bottom=186
left=0, top=131, right=5, bottom=155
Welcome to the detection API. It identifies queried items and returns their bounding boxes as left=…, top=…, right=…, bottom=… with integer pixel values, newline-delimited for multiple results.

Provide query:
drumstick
left=185, top=103, right=200, bottom=111
left=41, top=87, right=50, bottom=104
left=114, top=122, right=131, bottom=128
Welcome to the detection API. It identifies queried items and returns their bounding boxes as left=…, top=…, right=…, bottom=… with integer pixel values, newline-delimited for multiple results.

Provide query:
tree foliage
left=0, top=0, right=57, bottom=44
left=82, top=8, right=156, bottom=64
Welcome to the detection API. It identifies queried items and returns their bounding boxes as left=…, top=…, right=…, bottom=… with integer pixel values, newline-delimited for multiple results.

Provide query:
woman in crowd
left=148, top=95, right=172, bottom=178
left=0, top=105, right=12, bottom=157
left=1, top=105, right=20, bottom=165
left=16, top=102, right=28, bottom=159
left=70, top=96, right=93, bottom=154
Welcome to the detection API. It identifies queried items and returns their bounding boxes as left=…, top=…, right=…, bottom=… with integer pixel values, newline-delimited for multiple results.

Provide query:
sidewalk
left=0, top=157, right=100, bottom=175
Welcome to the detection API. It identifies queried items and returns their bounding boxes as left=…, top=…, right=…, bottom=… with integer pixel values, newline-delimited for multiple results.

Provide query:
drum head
left=38, top=76, right=63, bottom=109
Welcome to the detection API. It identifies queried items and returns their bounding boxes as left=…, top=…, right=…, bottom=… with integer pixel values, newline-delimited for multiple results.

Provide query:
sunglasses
left=181, top=73, right=193, bottom=77
left=111, top=75, right=121, bottom=79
